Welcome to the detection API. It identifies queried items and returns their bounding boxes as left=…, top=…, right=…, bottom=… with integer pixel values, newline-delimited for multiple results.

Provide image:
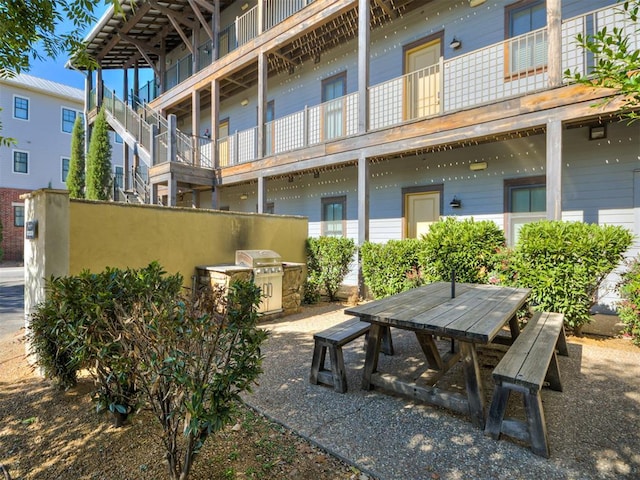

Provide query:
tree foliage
left=0, top=0, right=124, bottom=77
left=306, top=236, right=357, bottom=301
left=86, top=107, right=112, bottom=200
left=67, top=116, right=85, bottom=198
left=566, top=0, right=640, bottom=121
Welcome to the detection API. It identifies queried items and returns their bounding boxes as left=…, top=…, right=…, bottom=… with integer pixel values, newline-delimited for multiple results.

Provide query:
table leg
left=414, top=332, right=444, bottom=370
left=508, top=315, right=521, bottom=341
left=460, top=341, right=486, bottom=428
left=361, top=324, right=382, bottom=390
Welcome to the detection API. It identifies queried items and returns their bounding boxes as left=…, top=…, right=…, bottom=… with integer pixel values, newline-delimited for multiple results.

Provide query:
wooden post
left=168, top=114, right=178, bottom=163
left=168, top=174, right=177, bottom=207
left=357, top=152, right=369, bottom=298
left=211, top=79, right=220, bottom=167
left=546, top=119, right=562, bottom=220
left=212, top=0, right=220, bottom=60
left=133, top=63, right=139, bottom=103
left=96, top=67, right=103, bottom=109
left=257, top=175, right=267, bottom=213
left=257, top=52, right=267, bottom=159
left=358, top=0, right=370, bottom=134
left=192, top=89, right=201, bottom=166
left=547, top=0, right=562, bottom=88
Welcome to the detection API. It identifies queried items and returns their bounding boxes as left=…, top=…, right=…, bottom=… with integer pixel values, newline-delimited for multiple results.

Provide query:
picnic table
left=344, top=282, right=531, bottom=428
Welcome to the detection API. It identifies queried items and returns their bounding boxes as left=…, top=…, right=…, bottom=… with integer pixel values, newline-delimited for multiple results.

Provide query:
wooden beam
left=373, top=0, right=397, bottom=18
left=188, top=0, right=214, bottom=41
left=149, top=1, right=196, bottom=29
left=118, top=34, right=161, bottom=78
left=96, top=3, right=152, bottom=61
left=190, top=0, right=216, bottom=14
left=118, top=33, right=162, bottom=57
left=167, top=14, right=194, bottom=54
left=271, top=51, right=298, bottom=69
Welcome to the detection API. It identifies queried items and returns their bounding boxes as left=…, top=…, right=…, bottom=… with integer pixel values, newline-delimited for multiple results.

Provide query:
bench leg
left=556, top=326, right=569, bottom=357
left=328, top=345, right=348, bottom=393
left=544, top=351, right=563, bottom=392
left=485, top=384, right=510, bottom=439
left=524, top=391, right=550, bottom=458
left=309, top=341, right=326, bottom=385
left=460, top=342, right=486, bottom=428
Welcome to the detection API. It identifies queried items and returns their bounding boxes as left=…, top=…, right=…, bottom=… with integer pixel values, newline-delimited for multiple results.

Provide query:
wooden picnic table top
left=345, top=282, right=531, bottom=344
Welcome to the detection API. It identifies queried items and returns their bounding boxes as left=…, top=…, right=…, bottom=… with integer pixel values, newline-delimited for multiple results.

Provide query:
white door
left=405, top=191, right=440, bottom=238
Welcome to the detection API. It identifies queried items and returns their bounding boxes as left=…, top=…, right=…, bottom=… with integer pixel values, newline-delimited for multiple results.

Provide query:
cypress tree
left=67, top=116, right=85, bottom=198
left=86, top=107, right=112, bottom=201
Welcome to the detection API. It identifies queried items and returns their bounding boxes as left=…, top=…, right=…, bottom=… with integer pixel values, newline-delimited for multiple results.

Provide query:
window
left=13, top=150, right=28, bottom=174
left=505, top=176, right=546, bottom=245
left=62, top=108, right=78, bottom=133
left=321, top=196, right=346, bottom=237
left=114, top=132, right=124, bottom=144
left=506, top=0, right=547, bottom=75
left=13, top=205, right=25, bottom=227
left=13, top=96, right=29, bottom=120
left=62, top=158, right=70, bottom=182
left=321, top=72, right=347, bottom=140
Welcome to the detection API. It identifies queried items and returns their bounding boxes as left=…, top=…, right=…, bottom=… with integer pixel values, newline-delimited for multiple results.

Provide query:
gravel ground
left=242, top=303, right=640, bottom=480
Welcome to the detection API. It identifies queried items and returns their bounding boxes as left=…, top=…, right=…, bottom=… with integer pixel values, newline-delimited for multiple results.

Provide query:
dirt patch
left=0, top=330, right=364, bottom=480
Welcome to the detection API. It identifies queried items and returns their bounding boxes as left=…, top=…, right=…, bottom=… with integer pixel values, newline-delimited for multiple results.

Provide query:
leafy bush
left=509, top=221, right=633, bottom=332
left=361, top=239, right=425, bottom=298
left=67, top=116, right=85, bottom=199
left=306, top=236, right=357, bottom=301
left=617, top=256, right=640, bottom=346
left=418, top=217, right=506, bottom=284
left=117, top=280, right=267, bottom=480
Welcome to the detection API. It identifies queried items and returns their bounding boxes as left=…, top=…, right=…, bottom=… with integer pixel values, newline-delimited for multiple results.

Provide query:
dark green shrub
left=418, top=217, right=506, bottom=284
left=67, top=116, right=85, bottom=199
left=510, top=220, right=633, bottom=332
left=361, top=239, right=425, bottom=298
left=617, top=256, right=640, bottom=346
left=306, top=236, right=357, bottom=301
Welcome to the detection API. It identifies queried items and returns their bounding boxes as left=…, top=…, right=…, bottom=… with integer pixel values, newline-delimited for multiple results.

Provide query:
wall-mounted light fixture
left=469, top=161, right=488, bottom=171
left=589, top=124, right=607, bottom=140
left=240, top=193, right=248, bottom=200
left=469, top=0, right=487, bottom=7
left=450, top=38, right=461, bottom=50
left=240, top=98, right=249, bottom=106
left=449, top=196, right=461, bottom=208
left=241, top=3, right=249, bottom=11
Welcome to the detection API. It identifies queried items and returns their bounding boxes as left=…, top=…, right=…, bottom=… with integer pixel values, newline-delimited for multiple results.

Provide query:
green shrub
left=361, top=239, right=425, bottom=298
left=306, top=236, right=357, bottom=301
left=510, top=220, right=633, bottom=332
left=85, top=107, right=112, bottom=200
left=418, top=217, right=506, bottom=284
left=617, top=256, right=640, bottom=346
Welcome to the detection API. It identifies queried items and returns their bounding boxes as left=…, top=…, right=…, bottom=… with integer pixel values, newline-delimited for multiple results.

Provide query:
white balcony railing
left=237, top=6, right=259, bottom=46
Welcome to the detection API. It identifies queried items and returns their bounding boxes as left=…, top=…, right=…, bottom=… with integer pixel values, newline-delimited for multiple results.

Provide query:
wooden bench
left=485, top=311, right=569, bottom=457
left=309, top=318, right=393, bottom=393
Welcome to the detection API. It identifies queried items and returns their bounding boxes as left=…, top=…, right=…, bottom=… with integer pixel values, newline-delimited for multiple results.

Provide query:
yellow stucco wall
left=68, top=199, right=308, bottom=283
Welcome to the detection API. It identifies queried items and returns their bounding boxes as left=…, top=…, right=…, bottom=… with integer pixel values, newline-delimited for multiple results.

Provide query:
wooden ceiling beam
left=96, top=3, right=152, bottom=61
left=188, top=0, right=214, bottom=41
left=167, top=14, right=195, bottom=54
left=190, top=0, right=216, bottom=15
left=118, top=32, right=163, bottom=57
left=373, top=0, right=397, bottom=18
left=149, top=1, right=197, bottom=29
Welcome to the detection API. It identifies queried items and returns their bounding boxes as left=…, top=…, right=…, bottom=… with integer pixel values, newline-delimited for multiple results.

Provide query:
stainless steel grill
left=235, top=250, right=283, bottom=314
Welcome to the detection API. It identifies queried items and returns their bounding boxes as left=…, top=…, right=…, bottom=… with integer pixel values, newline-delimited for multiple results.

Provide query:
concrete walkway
left=243, top=303, right=640, bottom=480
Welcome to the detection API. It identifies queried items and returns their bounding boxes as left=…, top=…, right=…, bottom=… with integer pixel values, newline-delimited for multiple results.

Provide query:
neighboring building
left=0, top=74, right=124, bottom=261
left=76, top=0, right=639, bottom=308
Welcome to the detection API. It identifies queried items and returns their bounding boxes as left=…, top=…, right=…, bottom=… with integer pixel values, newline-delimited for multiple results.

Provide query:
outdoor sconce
left=469, top=0, right=487, bottom=7
left=240, top=98, right=249, bottom=106
left=449, top=196, right=461, bottom=208
left=450, top=38, right=462, bottom=50
left=240, top=193, right=248, bottom=200
left=589, top=124, right=607, bottom=140
left=241, top=3, right=249, bottom=11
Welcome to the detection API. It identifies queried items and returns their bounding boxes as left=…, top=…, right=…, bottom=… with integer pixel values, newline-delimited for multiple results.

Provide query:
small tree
left=86, top=107, right=112, bottom=200
left=67, top=116, right=85, bottom=198
left=566, top=0, right=640, bottom=121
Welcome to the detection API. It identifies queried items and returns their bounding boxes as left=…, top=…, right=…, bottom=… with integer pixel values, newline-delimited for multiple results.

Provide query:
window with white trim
left=506, top=0, right=547, bottom=75
left=505, top=176, right=546, bottom=245
left=13, top=96, right=29, bottom=120
left=13, top=150, right=29, bottom=174
left=62, top=108, right=78, bottom=133
left=321, top=196, right=346, bottom=237
left=62, top=158, right=70, bottom=182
